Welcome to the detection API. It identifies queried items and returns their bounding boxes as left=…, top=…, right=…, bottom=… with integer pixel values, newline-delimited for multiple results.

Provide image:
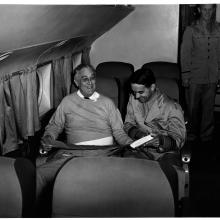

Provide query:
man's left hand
left=143, top=133, right=160, bottom=148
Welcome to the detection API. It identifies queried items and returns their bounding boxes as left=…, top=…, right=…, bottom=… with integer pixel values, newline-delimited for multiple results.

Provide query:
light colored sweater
left=44, top=92, right=133, bottom=146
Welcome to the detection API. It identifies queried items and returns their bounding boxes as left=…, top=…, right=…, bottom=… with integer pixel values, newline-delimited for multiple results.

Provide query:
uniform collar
left=77, top=90, right=100, bottom=102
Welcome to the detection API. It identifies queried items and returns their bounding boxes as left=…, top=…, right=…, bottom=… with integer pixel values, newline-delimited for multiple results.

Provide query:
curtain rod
left=0, top=48, right=87, bottom=82
left=0, top=70, right=24, bottom=82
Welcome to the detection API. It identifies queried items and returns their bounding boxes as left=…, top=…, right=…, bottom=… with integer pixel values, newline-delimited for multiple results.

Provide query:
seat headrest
left=157, top=78, right=179, bottom=102
left=96, top=62, right=134, bottom=79
left=142, top=62, right=180, bottom=80
left=52, top=157, right=174, bottom=217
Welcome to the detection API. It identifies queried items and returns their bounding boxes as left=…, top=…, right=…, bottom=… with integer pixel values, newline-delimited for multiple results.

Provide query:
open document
left=130, top=135, right=153, bottom=149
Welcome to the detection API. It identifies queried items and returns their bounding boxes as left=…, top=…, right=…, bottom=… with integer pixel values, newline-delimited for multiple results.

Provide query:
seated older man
left=36, top=64, right=133, bottom=216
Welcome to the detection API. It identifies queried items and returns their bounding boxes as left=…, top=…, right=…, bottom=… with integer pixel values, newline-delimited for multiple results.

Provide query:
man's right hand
left=40, top=135, right=54, bottom=153
left=182, top=78, right=189, bottom=87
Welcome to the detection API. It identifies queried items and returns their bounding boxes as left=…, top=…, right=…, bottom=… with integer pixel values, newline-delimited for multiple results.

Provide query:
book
left=130, top=135, right=153, bottom=149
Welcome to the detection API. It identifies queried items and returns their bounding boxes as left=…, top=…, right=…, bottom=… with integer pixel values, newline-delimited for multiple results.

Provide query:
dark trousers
left=186, top=83, right=216, bottom=142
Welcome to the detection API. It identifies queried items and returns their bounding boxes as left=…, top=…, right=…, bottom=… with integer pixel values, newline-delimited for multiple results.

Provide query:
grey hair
left=73, top=64, right=96, bottom=87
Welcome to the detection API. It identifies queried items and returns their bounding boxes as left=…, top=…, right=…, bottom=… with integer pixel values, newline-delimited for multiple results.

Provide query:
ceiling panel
left=0, top=5, right=134, bottom=52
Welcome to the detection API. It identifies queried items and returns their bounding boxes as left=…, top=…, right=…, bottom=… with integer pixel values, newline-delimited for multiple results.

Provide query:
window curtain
left=51, top=50, right=88, bottom=108
left=81, top=47, right=91, bottom=65
left=52, top=57, right=68, bottom=108
left=0, top=67, right=40, bottom=155
left=20, top=67, right=40, bottom=136
left=0, top=81, right=18, bottom=155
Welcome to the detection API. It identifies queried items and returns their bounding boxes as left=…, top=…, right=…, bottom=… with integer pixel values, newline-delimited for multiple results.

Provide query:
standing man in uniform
left=181, top=4, right=220, bottom=147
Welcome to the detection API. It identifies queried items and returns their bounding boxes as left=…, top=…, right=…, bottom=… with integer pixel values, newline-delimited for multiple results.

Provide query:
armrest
left=179, top=140, right=192, bottom=199
left=181, top=140, right=192, bottom=164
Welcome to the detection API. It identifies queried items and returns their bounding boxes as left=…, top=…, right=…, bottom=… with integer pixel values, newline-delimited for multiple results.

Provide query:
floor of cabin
left=188, top=111, right=220, bottom=217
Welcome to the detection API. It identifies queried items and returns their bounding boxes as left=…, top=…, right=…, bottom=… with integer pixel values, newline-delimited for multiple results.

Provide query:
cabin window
left=37, top=63, right=53, bottom=117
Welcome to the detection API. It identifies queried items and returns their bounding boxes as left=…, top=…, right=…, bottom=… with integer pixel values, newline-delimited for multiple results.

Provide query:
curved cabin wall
left=90, top=5, right=179, bottom=70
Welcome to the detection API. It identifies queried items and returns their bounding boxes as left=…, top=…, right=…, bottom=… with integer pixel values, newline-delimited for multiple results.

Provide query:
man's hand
left=40, top=135, right=54, bottom=153
left=143, top=133, right=160, bottom=148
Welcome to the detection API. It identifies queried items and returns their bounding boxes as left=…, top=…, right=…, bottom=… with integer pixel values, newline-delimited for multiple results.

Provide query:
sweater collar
left=77, top=90, right=100, bottom=102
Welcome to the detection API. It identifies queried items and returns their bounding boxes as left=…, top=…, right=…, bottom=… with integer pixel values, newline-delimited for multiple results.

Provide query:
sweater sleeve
left=43, top=101, right=66, bottom=140
left=107, top=99, right=133, bottom=145
left=180, top=26, right=193, bottom=81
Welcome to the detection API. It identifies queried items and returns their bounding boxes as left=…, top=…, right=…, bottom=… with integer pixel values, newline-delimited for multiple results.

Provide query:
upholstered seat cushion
left=0, top=157, right=35, bottom=217
left=52, top=157, right=174, bottom=217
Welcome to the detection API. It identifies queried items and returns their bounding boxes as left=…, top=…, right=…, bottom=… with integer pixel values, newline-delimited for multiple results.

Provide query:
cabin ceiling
left=0, top=5, right=134, bottom=53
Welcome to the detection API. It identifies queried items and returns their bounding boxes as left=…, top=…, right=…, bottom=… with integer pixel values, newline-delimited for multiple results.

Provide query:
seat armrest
left=179, top=141, right=192, bottom=200
left=181, top=141, right=191, bottom=164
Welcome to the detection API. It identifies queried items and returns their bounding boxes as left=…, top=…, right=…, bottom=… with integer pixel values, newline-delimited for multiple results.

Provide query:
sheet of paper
left=130, top=135, right=153, bottom=149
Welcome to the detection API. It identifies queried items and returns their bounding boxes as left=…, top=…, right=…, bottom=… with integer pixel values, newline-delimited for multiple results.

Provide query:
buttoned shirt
left=181, top=20, right=220, bottom=84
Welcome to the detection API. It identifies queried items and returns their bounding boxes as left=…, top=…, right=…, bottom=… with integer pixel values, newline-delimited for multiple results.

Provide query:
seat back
left=52, top=157, right=174, bottom=217
left=142, top=62, right=181, bottom=102
left=96, top=76, right=119, bottom=107
left=142, top=61, right=180, bottom=80
left=0, top=157, right=35, bottom=217
left=96, top=62, right=134, bottom=120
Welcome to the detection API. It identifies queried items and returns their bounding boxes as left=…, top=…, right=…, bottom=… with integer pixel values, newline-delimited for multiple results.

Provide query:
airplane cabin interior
left=0, top=4, right=220, bottom=218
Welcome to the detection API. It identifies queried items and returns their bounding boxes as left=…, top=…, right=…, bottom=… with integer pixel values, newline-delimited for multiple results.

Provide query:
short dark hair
left=130, top=67, right=156, bottom=88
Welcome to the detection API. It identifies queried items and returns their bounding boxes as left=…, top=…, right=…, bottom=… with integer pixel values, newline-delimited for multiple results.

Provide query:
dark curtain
left=0, top=67, right=40, bottom=155
left=51, top=50, right=89, bottom=108
left=81, top=47, right=91, bottom=65
left=52, top=57, right=66, bottom=108
left=1, top=80, right=19, bottom=155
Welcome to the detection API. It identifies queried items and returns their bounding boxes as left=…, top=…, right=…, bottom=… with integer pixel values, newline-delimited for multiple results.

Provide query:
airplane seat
left=156, top=78, right=179, bottom=102
left=96, top=76, right=119, bottom=107
left=52, top=157, right=175, bottom=217
left=96, top=62, right=134, bottom=120
left=142, top=61, right=180, bottom=80
left=0, top=156, right=35, bottom=217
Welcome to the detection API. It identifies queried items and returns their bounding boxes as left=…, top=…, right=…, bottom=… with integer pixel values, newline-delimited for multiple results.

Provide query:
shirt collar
left=145, top=87, right=160, bottom=109
left=77, top=90, right=100, bottom=102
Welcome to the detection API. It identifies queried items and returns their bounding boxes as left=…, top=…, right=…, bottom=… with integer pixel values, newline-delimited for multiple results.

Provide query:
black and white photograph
left=0, top=2, right=220, bottom=218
